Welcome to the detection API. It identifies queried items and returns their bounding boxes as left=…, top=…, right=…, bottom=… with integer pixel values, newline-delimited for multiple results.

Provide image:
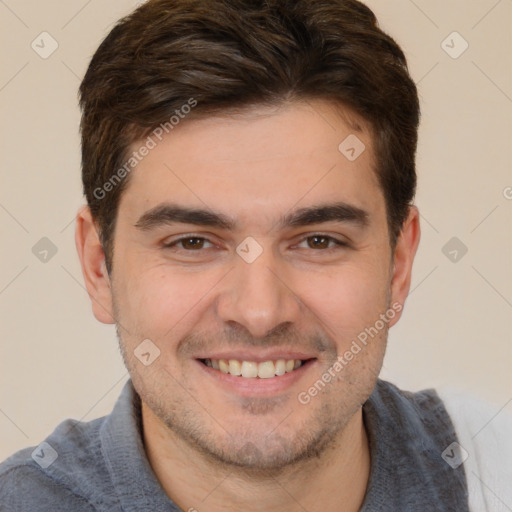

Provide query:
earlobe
left=75, top=206, right=116, bottom=324
left=388, top=205, right=421, bottom=327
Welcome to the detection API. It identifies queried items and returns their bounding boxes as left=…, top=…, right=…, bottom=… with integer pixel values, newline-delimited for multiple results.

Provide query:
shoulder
left=436, top=387, right=512, bottom=511
left=0, top=416, right=110, bottom=512
left=362, top=380, right=470, bottom=510
left=368, top=378, right=452, bottom=427
left=0, top=463, right=97, bottom=512
left=366, top=380, right=512, bottom=511
left=371, top=381, right=512, bottom=511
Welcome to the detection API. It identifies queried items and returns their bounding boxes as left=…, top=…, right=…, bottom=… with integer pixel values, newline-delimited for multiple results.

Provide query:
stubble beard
left=117, top=327, right=382, bottom=477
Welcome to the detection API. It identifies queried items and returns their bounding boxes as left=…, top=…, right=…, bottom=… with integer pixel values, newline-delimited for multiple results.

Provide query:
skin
left=76, top=99, right=420, bottom=512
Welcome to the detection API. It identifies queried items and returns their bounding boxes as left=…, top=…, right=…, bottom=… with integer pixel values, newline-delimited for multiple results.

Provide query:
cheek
left=114, top=263, right=223, bottom=340
left=293, top=263, right=390, bottom=341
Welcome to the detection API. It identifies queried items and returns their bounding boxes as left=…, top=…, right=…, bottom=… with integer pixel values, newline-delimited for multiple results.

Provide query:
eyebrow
left=134, top=202, right=369, bottom=232
left=135, top=204, right=235, bottom=231
left=281, top=203, right=369, bottom=229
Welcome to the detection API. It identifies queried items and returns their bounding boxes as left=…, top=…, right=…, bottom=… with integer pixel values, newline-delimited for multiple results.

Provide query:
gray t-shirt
left=0, top=379, right=468, bottom=511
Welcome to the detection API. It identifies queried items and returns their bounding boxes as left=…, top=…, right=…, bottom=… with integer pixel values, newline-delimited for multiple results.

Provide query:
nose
left=215, top=249, right=302, bottom=339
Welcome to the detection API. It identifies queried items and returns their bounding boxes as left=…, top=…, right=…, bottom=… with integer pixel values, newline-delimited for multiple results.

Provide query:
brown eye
left=162, top=235, right=215, bottom=252
left=295, top=235, right=348, bottom=252
left=307, top=235, right=331, bottom=249
left=180, top=237, right=206, bottom=250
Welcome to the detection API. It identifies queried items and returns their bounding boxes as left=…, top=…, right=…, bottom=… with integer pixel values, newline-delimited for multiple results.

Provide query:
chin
left=167, top=412, right=344, bottom=473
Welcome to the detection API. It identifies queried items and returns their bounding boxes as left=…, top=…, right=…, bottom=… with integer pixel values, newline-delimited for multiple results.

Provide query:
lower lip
left=195, top=359, right=317, bottom=397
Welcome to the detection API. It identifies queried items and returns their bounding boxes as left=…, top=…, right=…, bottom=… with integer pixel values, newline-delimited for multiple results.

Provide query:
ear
left=388, top=205, right=421, bottom=327
left=75, top=206, right=115, bottom=324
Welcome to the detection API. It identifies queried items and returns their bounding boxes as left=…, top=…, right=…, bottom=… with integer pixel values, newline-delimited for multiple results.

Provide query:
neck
left=142, top=403, right=371, bottom=512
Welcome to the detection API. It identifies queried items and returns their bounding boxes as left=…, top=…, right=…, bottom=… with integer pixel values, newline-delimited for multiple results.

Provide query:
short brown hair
left=79, top=0, right=420, bottom=273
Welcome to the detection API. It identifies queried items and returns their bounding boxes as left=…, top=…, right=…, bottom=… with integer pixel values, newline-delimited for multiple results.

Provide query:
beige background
left=1, top=0, right=511, bottom=460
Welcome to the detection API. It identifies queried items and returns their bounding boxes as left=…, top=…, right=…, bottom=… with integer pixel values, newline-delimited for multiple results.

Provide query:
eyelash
left=162, top=234, right=349, bottom=252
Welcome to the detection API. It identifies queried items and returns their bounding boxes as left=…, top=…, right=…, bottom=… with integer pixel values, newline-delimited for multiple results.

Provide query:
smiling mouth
left=199, top=358, right=314, bottom=379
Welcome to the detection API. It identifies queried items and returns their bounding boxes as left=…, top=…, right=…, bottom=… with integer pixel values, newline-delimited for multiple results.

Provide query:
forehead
left=118, top=100, right=384, bottom=227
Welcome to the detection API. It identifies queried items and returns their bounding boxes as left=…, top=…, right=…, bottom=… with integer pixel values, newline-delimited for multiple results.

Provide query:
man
left=1, top=0, right=510, bottom=510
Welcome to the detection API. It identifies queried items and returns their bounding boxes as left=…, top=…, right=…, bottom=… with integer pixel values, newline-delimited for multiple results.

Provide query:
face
left=78, top=100, right=419, bottom=471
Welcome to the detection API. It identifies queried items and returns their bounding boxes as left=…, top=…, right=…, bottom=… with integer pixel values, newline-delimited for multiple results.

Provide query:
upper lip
left=195, top=350, right=317, bottom=363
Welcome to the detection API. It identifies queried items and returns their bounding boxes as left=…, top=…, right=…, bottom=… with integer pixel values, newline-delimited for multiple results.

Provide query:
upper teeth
left=204, top=359, right=303, bottom=378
